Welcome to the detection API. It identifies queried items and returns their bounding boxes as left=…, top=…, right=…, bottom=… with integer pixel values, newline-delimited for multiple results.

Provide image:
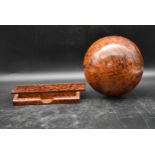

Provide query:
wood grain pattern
left=11, top=83, right=85, bottom=93
left=11, top=83, right=85, bottom=105
left=83, top=36, right=144, bottom=96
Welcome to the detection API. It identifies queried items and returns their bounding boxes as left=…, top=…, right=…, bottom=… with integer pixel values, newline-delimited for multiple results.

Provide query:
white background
left=0, top=0, right=155, bottom=155
left=0, top=0, right=154, bottom=25
left=0, top=130, right=155, bottom=155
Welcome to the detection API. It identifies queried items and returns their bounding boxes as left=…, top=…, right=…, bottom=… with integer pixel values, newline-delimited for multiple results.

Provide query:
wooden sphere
left=83, top=36, right=144, bottom=96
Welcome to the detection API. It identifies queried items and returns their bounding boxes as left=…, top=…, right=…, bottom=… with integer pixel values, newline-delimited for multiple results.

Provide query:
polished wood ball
left=83, top=36, right=144, bottom=96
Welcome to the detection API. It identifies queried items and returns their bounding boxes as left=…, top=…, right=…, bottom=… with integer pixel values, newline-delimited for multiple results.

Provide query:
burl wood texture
left=12, top=83, right=85, bottom=93
left=83, top=36, right=144, bottom=96
left=11, top=83, right=85, bottom=105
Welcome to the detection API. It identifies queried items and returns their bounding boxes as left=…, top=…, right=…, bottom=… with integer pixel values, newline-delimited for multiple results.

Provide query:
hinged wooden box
left=11, top=83, right=85, bottom=105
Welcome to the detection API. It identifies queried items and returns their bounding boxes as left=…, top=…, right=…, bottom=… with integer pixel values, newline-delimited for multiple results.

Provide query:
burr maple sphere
left=83, top=36, right=144, bottom=96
